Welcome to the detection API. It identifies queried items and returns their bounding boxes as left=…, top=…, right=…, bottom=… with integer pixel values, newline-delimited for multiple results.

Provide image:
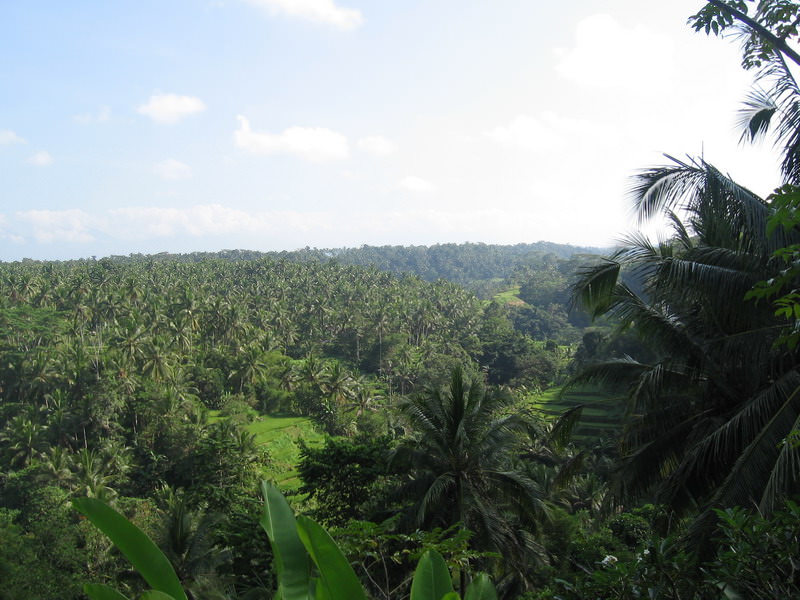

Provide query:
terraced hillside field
left=209, top=411, right=325, bottom=489
left=532, top=385, right=624, bottom=444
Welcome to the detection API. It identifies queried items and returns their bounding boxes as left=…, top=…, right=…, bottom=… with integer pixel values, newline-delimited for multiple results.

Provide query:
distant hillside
left=109, top=241, right=604, bottom=288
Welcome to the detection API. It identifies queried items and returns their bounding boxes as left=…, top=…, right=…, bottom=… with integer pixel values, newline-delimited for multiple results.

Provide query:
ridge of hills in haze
left=26, top=241, right=605, bottom=289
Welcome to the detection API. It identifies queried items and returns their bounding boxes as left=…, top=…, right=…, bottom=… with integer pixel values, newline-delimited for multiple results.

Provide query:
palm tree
left=228, top=343, right=270, bottom=394
left=571, top=156, right=800, bottom=532
left=0, top=409, right=49, bottom=469
left=393, top=365, right=546, bottom=588
left=37, top=444, right=74, bottom=486
left=156, top=487, right=231, bottom=600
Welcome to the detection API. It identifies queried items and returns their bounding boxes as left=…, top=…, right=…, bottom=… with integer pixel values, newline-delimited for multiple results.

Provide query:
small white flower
left=601, top=555, right=618, bottom=567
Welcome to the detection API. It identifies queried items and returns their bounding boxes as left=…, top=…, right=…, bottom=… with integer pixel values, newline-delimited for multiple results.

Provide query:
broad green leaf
left=83, top=583, right=131, bottom=600
left=140, top=592, right=179, bottom=600
left=296, top=515, right=366, bottom=600
left=410, top=550, right=453, bottom=600
left=464, top=573, right=497, bottom=600
left=73, top=498, right=187, bottom=600
left=440, top=593, right=461, bottom=600
left=260, top=481, right=312, bottom=600
left=719, top=582, right=745, bottom=600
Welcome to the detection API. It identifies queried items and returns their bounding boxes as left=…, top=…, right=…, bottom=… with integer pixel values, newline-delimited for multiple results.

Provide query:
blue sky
left=0, top=0, right=784, bottom=260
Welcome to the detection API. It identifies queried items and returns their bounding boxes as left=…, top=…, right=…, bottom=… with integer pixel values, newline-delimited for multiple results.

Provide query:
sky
left=0, top=0, right=787, bottom=261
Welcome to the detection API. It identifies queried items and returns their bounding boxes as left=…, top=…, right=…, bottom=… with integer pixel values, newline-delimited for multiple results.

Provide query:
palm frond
left=630, top=156, right=706, bottom=222
left=551, top=451, right=587, bottom=491
left=737, top=88, right=778, bottom=143
left=547, top=405, right=583, bottom=451
left=760, top=411, right=800, bottom=511
left=417, top=472, right=455, bottom=526
left=665, top=210, right=693, bottom=251
left=565, top=357, right=651, bottom=393
left=698, top=370, right=800, bottom=467
left=750, top=49, right=800, bottom=183
left=570, top=259, right=621, bottom=318
left=689, top=381, right=798, bottom=521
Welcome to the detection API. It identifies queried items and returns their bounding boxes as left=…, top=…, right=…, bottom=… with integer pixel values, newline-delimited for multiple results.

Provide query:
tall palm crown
left=393, top=366, right=546, bottom=571
left=571, top=157, right=800, bottom=524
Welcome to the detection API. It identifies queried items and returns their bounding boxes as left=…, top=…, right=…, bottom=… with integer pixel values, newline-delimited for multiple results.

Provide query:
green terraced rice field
left=207, top=411, right=324, bottom=489
left=494, top=286, right=525, bottom=305
left=248, top=415, right=325, bottom=488
left=531, top=385, right=624, bottom=444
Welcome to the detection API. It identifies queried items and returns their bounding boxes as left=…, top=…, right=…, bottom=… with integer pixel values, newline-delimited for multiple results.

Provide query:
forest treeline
left=93, top=241, right=601, bottom=295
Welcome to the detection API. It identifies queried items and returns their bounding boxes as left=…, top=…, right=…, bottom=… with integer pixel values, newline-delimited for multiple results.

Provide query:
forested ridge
left=96, top=241, right=602, bottom=296
left=4, top=2, right=800, bottom=599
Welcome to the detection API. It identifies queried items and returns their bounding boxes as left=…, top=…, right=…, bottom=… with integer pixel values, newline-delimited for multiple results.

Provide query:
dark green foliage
left=171, top=421, right=266, bottom=511
left=0, top=487, right=86, bottom=599
left=155, top=490, right=231, bottom=599
left=333, top=518, right=481, bottom=600
left=298, top=435, right=395, bottom=526
left=479, top=303, right=558, bottom=388
left=214, top=492, right=275, bottom=597
left=709, top=500, right=800, bottom=598
left=548, top=499, right=800, bottom=600
left=608, top=512, right=650, bottom=549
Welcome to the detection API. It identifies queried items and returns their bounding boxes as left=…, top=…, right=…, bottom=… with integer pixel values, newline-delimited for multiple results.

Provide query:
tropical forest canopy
left=3, top=2, right=800, bottom=599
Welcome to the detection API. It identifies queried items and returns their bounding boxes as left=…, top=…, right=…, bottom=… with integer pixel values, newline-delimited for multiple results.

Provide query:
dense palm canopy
left=571, top=156, right=800, bottom=525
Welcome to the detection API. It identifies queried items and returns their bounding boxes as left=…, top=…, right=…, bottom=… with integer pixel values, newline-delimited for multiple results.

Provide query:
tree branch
left=706, top=0, right=800, bottom=68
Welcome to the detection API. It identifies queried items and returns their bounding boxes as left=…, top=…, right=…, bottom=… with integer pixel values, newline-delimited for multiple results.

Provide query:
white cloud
left=137, top=94, right=206, bottom=124
left=234, top=116, right=349, bottom=162
left=154, top=159, right=192, bottom=180
left=110, top=205, right=252, bottom=237
left=0, top=130, right=25, bottom=144
left=28, top=151, right=53, bottom=166
left=108, top=204, right=335, bottom=238
left=399, top=175, right=436, bottom=193
left=243, top=0, right=363, bottom=30
left=485, top=114, right=563, bottom=152
left=0, top=214, right=24, bottom=244
left=484, top=112, right=621, bottom=152
left=356, top=135, right=396, bottom=156
left=555, top=14, right=675, bottom=91
left=73, top=106, right=111, bottom=124
left=17, top=209, right=95, bottom=243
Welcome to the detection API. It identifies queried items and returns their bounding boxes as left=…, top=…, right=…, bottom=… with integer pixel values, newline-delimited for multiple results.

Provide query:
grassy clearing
left=494, top=286, right=525, bottom=305
left=248, top=415, right=325, bottom=488
left=207, top=410, right=324, bottom=489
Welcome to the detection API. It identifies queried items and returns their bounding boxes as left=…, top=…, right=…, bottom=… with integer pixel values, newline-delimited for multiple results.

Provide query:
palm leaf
left=259, top=481, right=312, bottom=600
left=83, top=584, right=132, bottom=600
left=410, top=550, right=453, bottom=600
left=296, top=516, right=367, bottom=600
left=738, top=88, right=778, bottom=143
left=73, top=498, right=187, bottom=600
left=547, top=405, right=583, bottom=450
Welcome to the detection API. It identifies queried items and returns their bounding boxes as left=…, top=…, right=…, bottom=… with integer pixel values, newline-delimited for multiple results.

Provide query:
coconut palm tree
left=0, top=410, right=49, bottom=469
left=571, top=156, right=800, bottom=532
left=393, top=365, right=547, bottom=588
left=156, top=487, right=231, bottom=600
